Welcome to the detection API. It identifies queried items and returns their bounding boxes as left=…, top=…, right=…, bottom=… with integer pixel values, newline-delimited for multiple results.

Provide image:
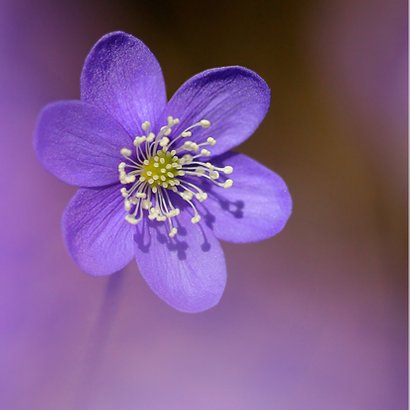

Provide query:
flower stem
left=73, top=270, right=125, bottom=408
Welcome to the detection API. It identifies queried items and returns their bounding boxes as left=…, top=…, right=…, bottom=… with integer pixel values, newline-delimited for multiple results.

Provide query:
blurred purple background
left=0, top=0, right=407, bottom=409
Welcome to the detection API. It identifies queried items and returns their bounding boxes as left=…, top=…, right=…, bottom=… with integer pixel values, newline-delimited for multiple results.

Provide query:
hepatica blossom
left=34, top=31, right=292, bottom=313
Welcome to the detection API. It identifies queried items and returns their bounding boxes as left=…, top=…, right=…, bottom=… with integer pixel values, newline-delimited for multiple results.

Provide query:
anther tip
left=142, top=121, right=151, bottom=131
left=200, top=119, right=211, bottom=128
left=191, top=215, right=201, bottom=224
left=169, top=227, right=178, bottom=238
left=120, top=148, right=132, bottom=157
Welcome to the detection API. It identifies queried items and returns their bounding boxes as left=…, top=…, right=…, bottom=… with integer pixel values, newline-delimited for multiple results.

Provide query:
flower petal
left=81, top=31, right=166, bottom=136
left=62, top=184, right=135, bottom=275
left=134, top=210, right=227, bottom=313
left=34, top=100, right=131, bottom=187
left=200, top=152, right=292, bottom=243
left=162, top=66, right=270, bottom=156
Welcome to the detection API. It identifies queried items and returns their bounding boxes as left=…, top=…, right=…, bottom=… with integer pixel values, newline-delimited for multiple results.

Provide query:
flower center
left=140, top=150, right=180, bottom=189
left=118, top=117, right=233, bottom=238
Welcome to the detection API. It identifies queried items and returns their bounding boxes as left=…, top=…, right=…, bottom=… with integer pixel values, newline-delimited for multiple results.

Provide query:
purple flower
left=34, top=31, right=292, bottom=313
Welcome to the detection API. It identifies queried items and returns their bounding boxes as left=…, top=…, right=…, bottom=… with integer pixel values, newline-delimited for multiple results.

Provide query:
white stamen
left=207, top=137, right=216, bottom=146
left=134, top=136, right=146, bottom=146
left=200, top=119, right=211, bottom=128
left=169, top=227, right=178, bottom=238
left=160, top=137, right=170, bottom=147
left=120, top=148, right=132, bottom=157
left=181, top=191, right=193, bottom=201
left=118, top=117, right=232, bottom=237
left=195, top=192, right=208, bottom=202
left=200, top=149, right=211, bottom=157
left=142, top=121, right=151, bottom=131
left=223, top=179, right=233, bottom=188
left=191, top=215, right=201, bottom=224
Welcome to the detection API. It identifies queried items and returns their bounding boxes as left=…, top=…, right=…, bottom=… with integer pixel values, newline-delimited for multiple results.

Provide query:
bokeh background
left=0, top=0, right=407, bottom=409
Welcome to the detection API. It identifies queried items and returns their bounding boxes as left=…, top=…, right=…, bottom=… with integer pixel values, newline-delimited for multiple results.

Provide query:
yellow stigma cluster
left=140, top=150, right=181, bottom=189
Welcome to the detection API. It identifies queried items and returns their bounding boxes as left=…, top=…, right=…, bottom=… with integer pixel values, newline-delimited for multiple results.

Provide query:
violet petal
left=81, top=31, right=166, bottom=136
left=63, top=184, right=135, bottom=275
left=134, top=210, right=227, bottom=313
left=200, top=152, right=292, bottom=243
left=162, top=66, right=270, bottom=156
left=34, top=100, right=131, bottom=187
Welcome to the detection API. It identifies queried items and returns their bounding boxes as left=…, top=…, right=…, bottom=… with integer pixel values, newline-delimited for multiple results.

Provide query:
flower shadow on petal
left=195, top=151, right=292, bottom=243
left=133, top=206, right=227, bottom=313
left=199, top=179, right=245, bottom=232
left=133, top=210, right=213, bottom=261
